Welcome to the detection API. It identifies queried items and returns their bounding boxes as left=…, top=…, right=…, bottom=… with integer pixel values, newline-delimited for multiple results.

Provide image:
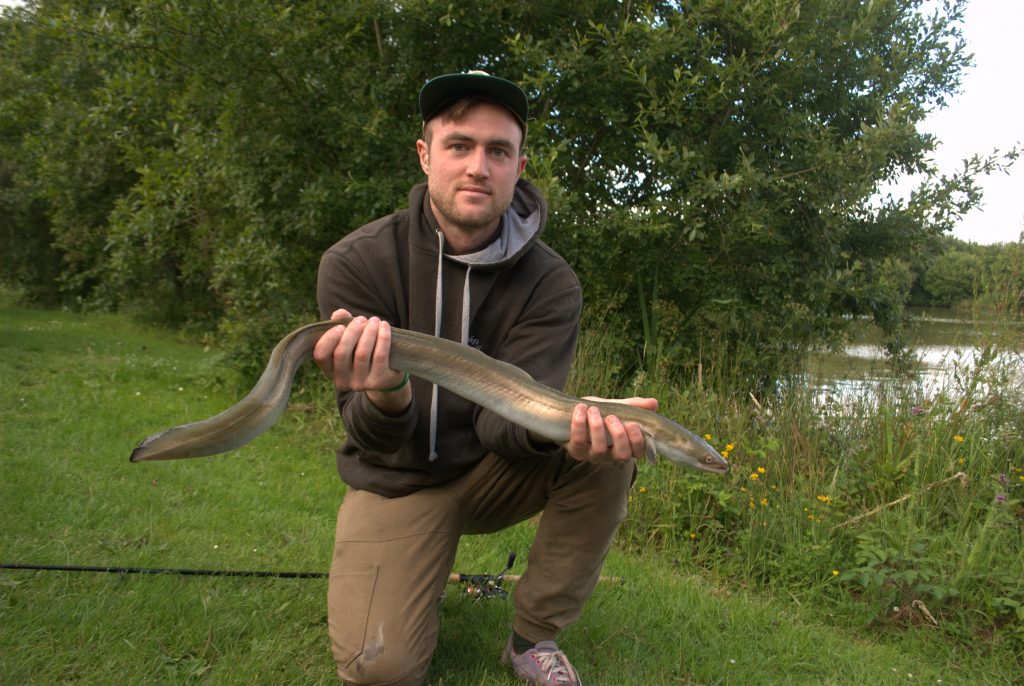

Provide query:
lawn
left=1, top=306, right=1018, bottom=684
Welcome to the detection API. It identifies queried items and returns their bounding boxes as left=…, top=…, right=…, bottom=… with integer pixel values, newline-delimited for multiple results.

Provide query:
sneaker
left=501, top=635, right=583, bottom=685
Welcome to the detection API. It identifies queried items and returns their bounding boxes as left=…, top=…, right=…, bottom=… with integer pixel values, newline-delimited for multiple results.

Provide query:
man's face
left=416, top=102, right=527, bottom=248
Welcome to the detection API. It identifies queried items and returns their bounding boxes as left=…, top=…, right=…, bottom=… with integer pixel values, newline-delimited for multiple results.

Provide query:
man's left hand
left=563, top=396, right=658, bottom=463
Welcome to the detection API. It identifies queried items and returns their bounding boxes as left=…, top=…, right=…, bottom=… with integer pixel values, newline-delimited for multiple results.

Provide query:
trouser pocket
left=327, top=565, right=378, bottom=667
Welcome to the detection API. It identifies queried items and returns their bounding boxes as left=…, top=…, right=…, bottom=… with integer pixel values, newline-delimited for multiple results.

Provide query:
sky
left=905, top=0, right=1024, bottom=245
left=1, top=0, right=1020, bottom=244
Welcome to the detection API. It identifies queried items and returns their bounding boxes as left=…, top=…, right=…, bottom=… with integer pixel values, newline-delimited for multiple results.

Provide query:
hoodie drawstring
left=460, top=266, right=472, bottom=345
left=429, top=231, right=445, bottom=462
left=427, top=231, right=477, bottom=462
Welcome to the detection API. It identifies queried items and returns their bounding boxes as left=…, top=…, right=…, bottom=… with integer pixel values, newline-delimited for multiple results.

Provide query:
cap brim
left=419, top=72, right=528, bottom=124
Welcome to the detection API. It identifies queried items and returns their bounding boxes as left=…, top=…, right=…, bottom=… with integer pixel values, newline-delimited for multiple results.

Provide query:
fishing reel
left=449, top=551, right=516, bottom=600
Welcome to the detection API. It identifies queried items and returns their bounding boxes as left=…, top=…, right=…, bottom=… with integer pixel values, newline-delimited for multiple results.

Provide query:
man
left=313, top=71, right=655, bottom=686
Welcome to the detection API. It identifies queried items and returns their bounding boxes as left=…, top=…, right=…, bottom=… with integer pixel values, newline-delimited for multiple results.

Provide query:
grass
left=1, top=303, right=1021, bottom=684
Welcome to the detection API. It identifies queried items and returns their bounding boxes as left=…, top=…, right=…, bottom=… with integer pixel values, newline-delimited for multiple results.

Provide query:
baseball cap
left=418, top=71, right=528, bottom=125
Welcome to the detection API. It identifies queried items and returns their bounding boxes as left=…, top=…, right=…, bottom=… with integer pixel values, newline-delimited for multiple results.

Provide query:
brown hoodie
left=317, top=179, right=583, bottom=497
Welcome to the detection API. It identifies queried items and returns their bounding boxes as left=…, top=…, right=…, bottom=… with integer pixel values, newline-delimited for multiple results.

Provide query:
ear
left=517, top=154, right=528, bottom=178
left=416, top=139, right=430, bottom=175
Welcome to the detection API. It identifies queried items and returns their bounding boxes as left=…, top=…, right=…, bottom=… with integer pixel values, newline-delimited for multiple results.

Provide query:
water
left=808, top=307, right=1023, bottom=404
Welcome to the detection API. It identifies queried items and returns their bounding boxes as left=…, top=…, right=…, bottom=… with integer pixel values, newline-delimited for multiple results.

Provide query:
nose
left=466, top=148, right=489, bottom=178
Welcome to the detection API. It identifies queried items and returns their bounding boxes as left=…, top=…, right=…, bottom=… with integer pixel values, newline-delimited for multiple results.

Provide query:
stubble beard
left=428, top=177, right=513, bottom=237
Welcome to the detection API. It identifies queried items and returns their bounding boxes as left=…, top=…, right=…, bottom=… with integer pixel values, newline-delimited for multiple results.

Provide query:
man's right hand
left=312, top=308, right=412, bottom=415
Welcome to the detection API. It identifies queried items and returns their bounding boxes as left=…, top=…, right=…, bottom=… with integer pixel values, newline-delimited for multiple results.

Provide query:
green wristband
left=379, top=372, right=410, bottom=393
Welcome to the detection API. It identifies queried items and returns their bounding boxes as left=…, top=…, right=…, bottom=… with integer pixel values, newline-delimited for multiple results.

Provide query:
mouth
left=698, top=453, right=730, bottom=474
left=458, top=186, right=491, bottom=196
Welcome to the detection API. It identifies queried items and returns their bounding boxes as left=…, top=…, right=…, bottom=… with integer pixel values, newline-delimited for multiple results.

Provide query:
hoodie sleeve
left=317, top=243, right=418, bottom=455
left=472, top=262, right=583, bottom=460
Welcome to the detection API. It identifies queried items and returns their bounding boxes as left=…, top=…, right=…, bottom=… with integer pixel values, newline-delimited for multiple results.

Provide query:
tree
left=921, top=249, right=983, bottom=306
left=0, top=0, right=1004, bottom=382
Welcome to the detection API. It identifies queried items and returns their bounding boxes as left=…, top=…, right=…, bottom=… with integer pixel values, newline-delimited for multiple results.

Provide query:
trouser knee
left=329, top=489, right=458, bottom=686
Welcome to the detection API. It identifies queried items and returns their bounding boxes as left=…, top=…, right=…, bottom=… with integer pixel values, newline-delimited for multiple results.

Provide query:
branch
left=830, top=472, right=968, bottom=531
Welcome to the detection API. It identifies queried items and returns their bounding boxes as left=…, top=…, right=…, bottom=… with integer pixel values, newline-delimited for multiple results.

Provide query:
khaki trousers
left=327, top=451, right=634, bottom=685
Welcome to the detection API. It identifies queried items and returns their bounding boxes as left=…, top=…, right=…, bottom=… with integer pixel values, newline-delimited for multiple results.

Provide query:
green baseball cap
left=419, top=71, right=528, bottom=125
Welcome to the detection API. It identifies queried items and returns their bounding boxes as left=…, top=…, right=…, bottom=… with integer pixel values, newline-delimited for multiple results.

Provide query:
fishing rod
left=1, top=552, right=523, bottom=598
left=0, top=563, right=325, bottom=579
left=2, top=551, right=620, bottom=597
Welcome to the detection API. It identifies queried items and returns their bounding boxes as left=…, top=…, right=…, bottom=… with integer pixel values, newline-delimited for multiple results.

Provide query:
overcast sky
left=910, top=0, right=1023, bottom=245
left=1, top=0, right=1019, bottom=244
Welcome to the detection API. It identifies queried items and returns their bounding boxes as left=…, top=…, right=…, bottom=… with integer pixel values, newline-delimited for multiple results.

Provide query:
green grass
left=571, top=306, right=1024, bottom=659
left=2, top=305, right=1021, bottom=684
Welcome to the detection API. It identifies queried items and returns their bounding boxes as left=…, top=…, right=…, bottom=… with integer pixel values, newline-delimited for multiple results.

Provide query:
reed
left=569, top=303, right=1024, bottom=659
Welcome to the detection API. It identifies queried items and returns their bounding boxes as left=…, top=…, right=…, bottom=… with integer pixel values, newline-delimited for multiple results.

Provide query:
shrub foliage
left=0, top=0, right=1013, bottom=378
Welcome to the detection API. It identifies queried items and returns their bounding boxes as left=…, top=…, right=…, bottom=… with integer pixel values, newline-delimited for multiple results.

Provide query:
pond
left=807, top=307, right=1024, bottom=404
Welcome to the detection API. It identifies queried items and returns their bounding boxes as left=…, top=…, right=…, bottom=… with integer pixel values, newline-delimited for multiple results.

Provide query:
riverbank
left=1, top=305, right=1021, bottom=683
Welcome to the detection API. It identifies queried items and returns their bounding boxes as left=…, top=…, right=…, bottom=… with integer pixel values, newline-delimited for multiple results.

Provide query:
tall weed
left=571, top=305, right=1023, bottom=658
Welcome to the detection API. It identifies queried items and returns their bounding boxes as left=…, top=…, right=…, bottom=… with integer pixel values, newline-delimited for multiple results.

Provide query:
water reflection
left=808, top=308, right=1023, bottom=403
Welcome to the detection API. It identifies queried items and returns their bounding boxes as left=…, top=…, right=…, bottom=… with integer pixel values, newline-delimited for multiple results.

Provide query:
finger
left=312, top=323, right=345, bottom=373
left=625, top=396, right=658, bottom=412
left=333, top=316, right=367, bottom=384
left=351, top=317, right=381, bottom=382
left=623, top=422, right=647, bottom=460
left=580, top=395, right=658, bottom=412
left=603, top=415, right=633, bottom=462
left=586, top=406, right=607, bottom=457
left=565, top=404, right=589, bottom=460
left=330, top=308, right=352, bottom=322
left=373, top=321, right=403, bottom=387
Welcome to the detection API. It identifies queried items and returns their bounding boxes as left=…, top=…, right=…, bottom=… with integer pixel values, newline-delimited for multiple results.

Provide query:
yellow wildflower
left=832, top=570, right=840, bottom=576
left=749, top=473, right=759, bottom=481
left=689, top=532, right=697, bottom=539
left=757, top=466, right=766, bottom=474
left=638, top=486, right=647, bottom=494
left=816, top=494, right=831, bottom=503
left=760, top=498, right=768, bottom=507
left=726, top=443, right=735, bottom=452
left=953, top=435, right=964, bottom=443
left=704, top=434, right=713, bottom=441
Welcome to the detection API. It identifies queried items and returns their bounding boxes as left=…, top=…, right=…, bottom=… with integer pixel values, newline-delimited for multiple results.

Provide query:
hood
left=442, top=179, right=547, bottom=271
left=409, top=178, right=549, bottom=272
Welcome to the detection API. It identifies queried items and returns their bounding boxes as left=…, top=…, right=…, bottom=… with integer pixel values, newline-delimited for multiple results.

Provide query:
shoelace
left=535, top=647, right=582, bottom=685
